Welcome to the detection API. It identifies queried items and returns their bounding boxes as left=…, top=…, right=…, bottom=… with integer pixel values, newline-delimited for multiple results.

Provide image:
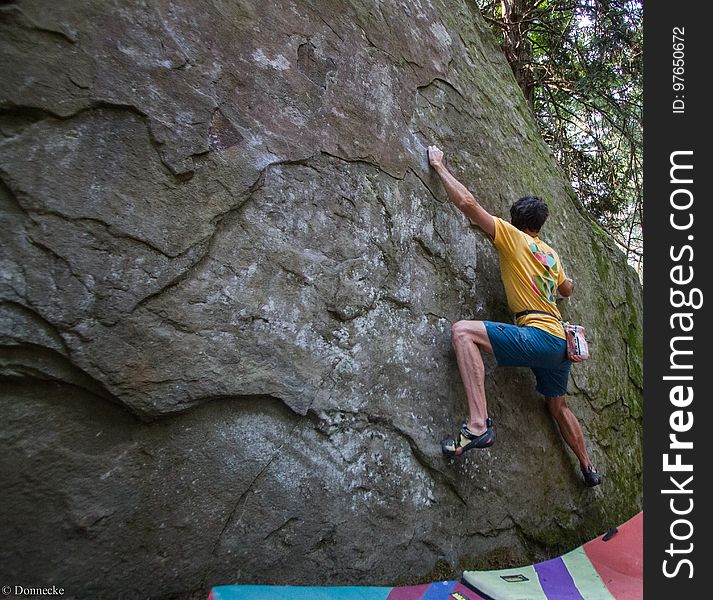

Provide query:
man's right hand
left=428, top=145, right=444, bottom=168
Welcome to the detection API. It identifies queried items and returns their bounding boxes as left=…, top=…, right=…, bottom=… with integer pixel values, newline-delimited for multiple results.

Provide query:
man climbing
left=427, top=144, right=601, bottom=487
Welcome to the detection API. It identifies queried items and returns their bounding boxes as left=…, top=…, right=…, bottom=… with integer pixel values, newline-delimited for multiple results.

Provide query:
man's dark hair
left=510, top=196, right=549, bottom=232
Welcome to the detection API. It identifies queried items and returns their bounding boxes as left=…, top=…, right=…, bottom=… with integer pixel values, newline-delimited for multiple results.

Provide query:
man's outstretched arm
left=428, top=145, right=495, bottom=239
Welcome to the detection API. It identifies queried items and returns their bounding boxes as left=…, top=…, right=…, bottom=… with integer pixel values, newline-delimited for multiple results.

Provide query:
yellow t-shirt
left=492, top=217, right=566, bottom=339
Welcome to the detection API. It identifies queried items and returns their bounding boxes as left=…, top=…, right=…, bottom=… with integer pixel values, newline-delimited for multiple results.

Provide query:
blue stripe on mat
left=211, top=585, right=393, bottom=600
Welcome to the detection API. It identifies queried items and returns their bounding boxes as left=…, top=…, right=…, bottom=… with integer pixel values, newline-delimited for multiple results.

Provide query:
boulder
left=0, top=0, right=642, bottom=597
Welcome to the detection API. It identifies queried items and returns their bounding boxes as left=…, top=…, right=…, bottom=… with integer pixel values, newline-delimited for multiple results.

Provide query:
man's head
left=510, top=196, right=549, bottom=233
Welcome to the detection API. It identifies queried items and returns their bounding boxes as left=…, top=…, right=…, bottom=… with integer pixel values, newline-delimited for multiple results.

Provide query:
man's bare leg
left=545, top=395, right=593, bottom=470
left=450, top=320, right=493, bottom=436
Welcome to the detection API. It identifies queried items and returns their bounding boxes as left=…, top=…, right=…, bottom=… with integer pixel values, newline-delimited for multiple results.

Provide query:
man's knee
left=452, top=320, right=493, bottom=354
left=452, top=320, right=472, bottom=339
left=452, top=320, right=482, bottom=345
left=546, top=395, right=567, bottom=418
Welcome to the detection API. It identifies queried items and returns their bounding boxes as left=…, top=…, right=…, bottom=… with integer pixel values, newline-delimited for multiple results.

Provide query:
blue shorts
left=484, top=321, right=571, bottom=397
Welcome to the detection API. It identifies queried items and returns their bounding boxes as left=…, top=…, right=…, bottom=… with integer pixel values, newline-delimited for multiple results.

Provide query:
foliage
left=475, top=0, right=643, bottom=273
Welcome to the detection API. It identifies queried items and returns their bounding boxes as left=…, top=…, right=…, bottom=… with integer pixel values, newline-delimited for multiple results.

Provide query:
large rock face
left=1, top=1, right=642, bottom=597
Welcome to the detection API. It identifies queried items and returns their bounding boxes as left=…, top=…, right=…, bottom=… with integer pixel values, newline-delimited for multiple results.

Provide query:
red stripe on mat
left=583, top=512, right=643, bottom=600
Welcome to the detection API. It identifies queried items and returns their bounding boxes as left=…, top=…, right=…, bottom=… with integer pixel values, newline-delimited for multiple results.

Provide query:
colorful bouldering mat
left=209, top=581, right=484, bottom=600
left=462, top=512, right=642, bottom=599
left=208, top=513, right=642, bottom=600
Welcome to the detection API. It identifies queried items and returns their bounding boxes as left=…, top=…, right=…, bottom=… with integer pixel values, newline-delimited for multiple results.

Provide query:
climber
left=427, top=144, right=601, bottom=487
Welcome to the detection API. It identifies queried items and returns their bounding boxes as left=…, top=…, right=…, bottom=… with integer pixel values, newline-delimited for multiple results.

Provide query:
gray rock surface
left=1, top=1, right=642, bottom=598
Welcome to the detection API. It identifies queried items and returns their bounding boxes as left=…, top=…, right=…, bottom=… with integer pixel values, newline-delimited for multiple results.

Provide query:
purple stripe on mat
left=534, top=557, right=586, bottom=600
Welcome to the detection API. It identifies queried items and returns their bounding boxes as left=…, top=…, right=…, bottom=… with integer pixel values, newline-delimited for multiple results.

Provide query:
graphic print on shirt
left=529, top=242, right=559, bottom=302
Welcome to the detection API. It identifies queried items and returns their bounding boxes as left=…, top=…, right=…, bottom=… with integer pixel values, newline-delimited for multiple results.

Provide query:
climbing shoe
left=582, top=464, right=602, bottom=487
left=441, top=418, right=495, bottom=456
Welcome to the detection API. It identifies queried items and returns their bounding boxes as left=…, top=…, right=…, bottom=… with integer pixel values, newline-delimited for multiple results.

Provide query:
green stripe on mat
left=561, top=547, right=616, bottom=600
left=462, top=564, right=548, bottom=600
